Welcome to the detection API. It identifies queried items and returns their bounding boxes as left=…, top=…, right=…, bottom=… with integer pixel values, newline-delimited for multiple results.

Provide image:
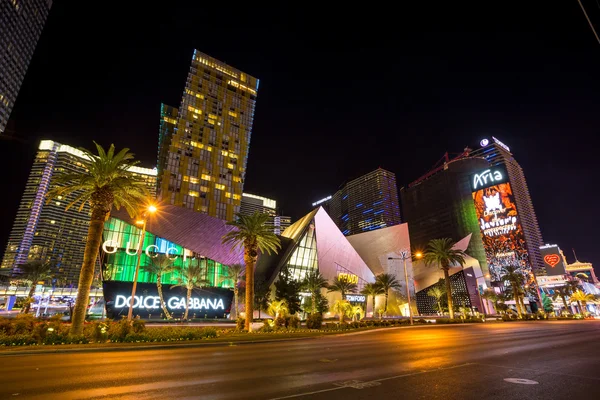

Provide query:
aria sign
left=114, top=295, right=225, bottom=310
left=471, top=166, right=508, bottom=191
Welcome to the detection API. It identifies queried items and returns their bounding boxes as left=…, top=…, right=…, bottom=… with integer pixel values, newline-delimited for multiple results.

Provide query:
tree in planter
left=303, top=291, right=329, bottom=315
left=375, top=273, right=403, bottom=317
left=222, top=212, right=281, bottom=331
left=481, top=289, right=499, bottom=314
left=267, top=299, right=289, bottom=319
left=541, top=292, right=554, bottom=314
left=222, top=264, right=244, bottom=320
left=552, top=285, right=571, bottom=314
left=18, top=260, right=53, bottom=314
left=500, top=266, right=527, bottom=318
left=328, top=276, right=358, bottom=299
left=142, top=254, right=176, bottom=320
left=427, top=286, right=446, bottom=315
left=422, top=238, right=467, bottom=319
left=569, top=290, right=595, bottom=315
left=274, top=267, right=302, bottom=315
left=361, top=283, right=383, bottom=318
left=332, top=299, right=353, bottom=323
left=172, top=260, right=210, bottom=320
left=301, top=270, right=329, bottom=315
left=254, top=277, right=271, bottom=319
left=351, top=305, right=365, bottom=321
left=46, top=142, right=149, bottom=335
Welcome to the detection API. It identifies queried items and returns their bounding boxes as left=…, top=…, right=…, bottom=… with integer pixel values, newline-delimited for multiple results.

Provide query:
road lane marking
left=474, top=363, right=600, bottom=382
left=504, top=378, right=539, bottom=385
left=333, top=380, right=381, bottom=389
left=268, top=363, right=474, bottom=399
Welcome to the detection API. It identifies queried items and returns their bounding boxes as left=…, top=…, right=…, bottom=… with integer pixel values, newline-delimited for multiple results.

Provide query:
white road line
left=267, top=363, right=474, bottom=399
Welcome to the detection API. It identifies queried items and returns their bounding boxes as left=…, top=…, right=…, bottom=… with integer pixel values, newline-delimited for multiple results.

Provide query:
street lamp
left=127, top=204, right=157, bottom=321
left=388, top=250, right=420, bottom=325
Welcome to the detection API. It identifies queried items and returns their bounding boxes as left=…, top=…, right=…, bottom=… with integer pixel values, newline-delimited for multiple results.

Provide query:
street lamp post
left=127, top=204, right=157, bottom=322
left=388, top=250, right=418, bottom=326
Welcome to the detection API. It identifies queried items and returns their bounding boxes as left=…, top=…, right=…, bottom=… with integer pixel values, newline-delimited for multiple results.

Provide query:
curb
left=0, top=335, right=324, bottom=356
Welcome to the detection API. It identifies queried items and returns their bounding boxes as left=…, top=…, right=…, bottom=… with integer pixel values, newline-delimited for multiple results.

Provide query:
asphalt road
left=1, top=321, right=599, bottom=399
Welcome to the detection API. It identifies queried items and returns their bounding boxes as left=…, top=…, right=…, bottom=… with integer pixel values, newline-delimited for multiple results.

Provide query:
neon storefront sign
left=102, top=239, right=186, bottom=260
left=114, top=295, right=225, bottom=310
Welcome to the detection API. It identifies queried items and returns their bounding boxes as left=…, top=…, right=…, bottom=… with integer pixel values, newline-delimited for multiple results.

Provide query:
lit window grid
left=283, top=224, right=318, bottom=282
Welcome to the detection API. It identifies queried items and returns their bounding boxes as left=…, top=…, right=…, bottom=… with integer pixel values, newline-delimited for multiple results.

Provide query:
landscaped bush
left=236, top=318, right=245, bottom=330
left=287, top=315, right=301, bottom=329
left=132, top=319, right=146, bottom=333
left=12, top=314, right=36, bottom=334
left=274, top=316, right=286, bottom=328
left=306, top=313, right=323, bottom=329
left=0, top=333, right=37, bottom=346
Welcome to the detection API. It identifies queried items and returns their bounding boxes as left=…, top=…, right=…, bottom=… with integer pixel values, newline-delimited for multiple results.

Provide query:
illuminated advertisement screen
left=539, top=245, right=566, bottom=276
left=471, top=167, right=532, bottom=282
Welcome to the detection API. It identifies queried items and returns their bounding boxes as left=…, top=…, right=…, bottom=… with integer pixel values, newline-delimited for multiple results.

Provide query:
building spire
left=572, top=248, right=579, bottom=262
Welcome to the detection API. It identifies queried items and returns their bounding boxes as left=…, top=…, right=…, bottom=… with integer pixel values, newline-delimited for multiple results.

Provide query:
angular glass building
left=157, top=50, right=259, bottom=221
left=0, top=0, right=52, bottom=134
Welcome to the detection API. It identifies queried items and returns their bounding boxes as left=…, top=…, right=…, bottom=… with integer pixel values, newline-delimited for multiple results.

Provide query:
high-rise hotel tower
left=158, top=50, right=259, bottom=221
left=0, top=0, right=53, bottom=134
left=0, top=140, right=156, bottom=284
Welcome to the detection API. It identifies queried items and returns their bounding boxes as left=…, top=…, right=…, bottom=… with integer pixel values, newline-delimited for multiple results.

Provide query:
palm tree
left=172, top=260, right=210, bottom=320
left=375, top=273, right=402, bottom=317
left=267, top=299, right=289, bottom=319
left=361, top=283, right=383, bottom=317
left=481, top=289, right=499, bottom=314
left=46, top=142, right=149, bottom=335
left=18, top=260, right=53, bottom=314
left=222, top=212, right=281, bottom=331
left=332, top=299, right=353, bottom=323
left=501, top=266, right=526, bottom=318
left=427, top=286, right=446, bottom=315
left=301, top=271, right=329, bottom=314
left=351, top=305, right=365, bottom=321
left=570, top=290, right=595, bottom=315
left=422, top=238, right=467, bottom=319
left=222, top=264, right=244, bottom=319
left=553, top=286, right=571, bottom=314
left=142, top=254, right=176, bottom=320
left=328, top=277, right=358, bottom=299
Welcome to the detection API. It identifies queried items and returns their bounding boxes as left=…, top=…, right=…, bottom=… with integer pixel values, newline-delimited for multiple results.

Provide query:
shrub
left=274, top=316, right=286, bottom=328
left=417, top=318, right=427, bottom=324
left=0, top=333, right=37, bottom=346
left=84, top=321, right=110, bottom=343
left=287, top=315, right=301, bottom=329
left=109, top=319, right=132, bottom=342
left=0, top=318, right=13, bottom=335
left=12, top=314, right=36, bottom=334
left=306, top=313, right=323, bottom=329
left=132, top=319, right=146, bottom=333
left=236, top=318, right=245, bottom=330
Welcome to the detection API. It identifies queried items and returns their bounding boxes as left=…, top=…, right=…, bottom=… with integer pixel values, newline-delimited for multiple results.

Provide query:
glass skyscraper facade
left=0, top=140, right=157, bottom=284
left=0, top=0, right=52, bottom=134
left=328, top=168, right=401, bottom=236
left=157, top=50, right=259, bottom=221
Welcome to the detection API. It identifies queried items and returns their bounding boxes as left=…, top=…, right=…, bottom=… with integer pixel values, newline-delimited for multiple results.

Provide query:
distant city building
left=157, top=50, right=259, bottom=221
left=469, top=137, right=545, bottom=281
left=0, top=140, right=157, bottom=284
left=240, top=193, right=290, bottom=235
left=400, top=154, right=490, bottom=277
left=0, top=0, right=53, bottom=134
left=327, top=168, right=402, bottom=236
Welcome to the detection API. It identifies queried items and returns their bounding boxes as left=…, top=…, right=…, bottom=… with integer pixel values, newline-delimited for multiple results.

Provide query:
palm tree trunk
left=437, top=301, right=442, bottom=315
left=513, top=293, right=523, bottom=318
left=576, top=301, right=582, bottom=314
left=233, top=287, right=239, bottom=320
left=443, top=268, right=454, bottom=319
left=70, top=207, right=108, bottom=335
left=22, top=284, right=36, bottom=314
left=312, top=290, right=317, bottom=315
left=560, top=294, right=568, bottom=313
left=244, top=247, right=255, bottom=331
left=384, top=292, right=389, bottom=317
left=582, top=301, right=587, bottom=314
left=156, top=275, right=171, bottom=320
left=184, top=287, right=191, bottom=320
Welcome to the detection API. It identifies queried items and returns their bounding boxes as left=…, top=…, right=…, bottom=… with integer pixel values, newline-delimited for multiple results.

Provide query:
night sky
left=2, top=2, right=599, bottom=271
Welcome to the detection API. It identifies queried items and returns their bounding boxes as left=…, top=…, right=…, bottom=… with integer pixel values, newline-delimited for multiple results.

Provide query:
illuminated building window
left=201, top=174, right=212, bottom=181
left=233, top=194, right=241, bottom=200
left=182, top=176, right=189, bottom=182
left=215, top=184, right=225, bottom=190
left=200, top=186, right=209, bottom=192
left=208, top=119, right=215, bottom=125
left=228, top=111, right=238, bottom=118
left=227, top=163, right=234, bottom=169
left=185, top=88, right=204, bottom=99
left=163, top=116, right=177, bottom=124
left=193, top=115, right=198, bottom=119
left=225, top=192, right=232, bottom=198
left=196, top=57, right=239, bottom=78
left=233, top=176, right=242, bottom=183
left=189, top=191, right=199, bottom=197
left=227, top=80, right=257, bottom=95
left=189, top=177, right=199, bottom=184
left=187, top=105, right=202, bottom=114
left=190, top=141, right=204, bottom=149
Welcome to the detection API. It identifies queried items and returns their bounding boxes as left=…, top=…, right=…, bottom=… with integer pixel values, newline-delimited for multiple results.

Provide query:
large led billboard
left=539, top=244, right=566, bottom=276
left=471, top=166, right=532, bottom=282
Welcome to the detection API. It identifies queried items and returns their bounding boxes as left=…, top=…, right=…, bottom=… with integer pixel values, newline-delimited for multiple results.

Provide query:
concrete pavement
left=1, top=321, right=598, bottom=399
